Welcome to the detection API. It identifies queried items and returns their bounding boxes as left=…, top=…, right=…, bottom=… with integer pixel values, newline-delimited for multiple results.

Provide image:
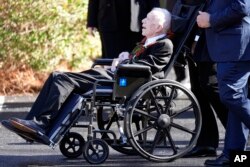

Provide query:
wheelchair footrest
left=47, top=93, right=84, bottom=144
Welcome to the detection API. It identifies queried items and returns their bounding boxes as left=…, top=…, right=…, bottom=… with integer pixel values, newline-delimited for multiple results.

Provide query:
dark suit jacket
left=87, top=0, right=159, bottom=32
left=206, top=0, right=250, bottom=62
left=193, top=30, right=212, bottom=62
left=131, top=37, right=173, bottom=77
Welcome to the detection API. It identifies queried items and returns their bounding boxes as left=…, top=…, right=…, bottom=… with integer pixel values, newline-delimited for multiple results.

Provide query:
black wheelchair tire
left=83, top=139, right=109, bottom=164
left=59, top=132, right=85, bottom=158
left=125, top=80, right=202, bottom=162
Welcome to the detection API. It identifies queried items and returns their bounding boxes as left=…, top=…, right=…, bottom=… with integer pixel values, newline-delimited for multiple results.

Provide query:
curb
left=0, top=95, right=37, bottom=103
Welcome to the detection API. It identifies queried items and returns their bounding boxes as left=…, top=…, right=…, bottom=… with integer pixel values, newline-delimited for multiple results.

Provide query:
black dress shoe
left=1, top=120, right=35, bottom=142
left=9, top=117, right=45, bottom=134
left=183, top=146, right=217, bottom=158
left=204, top=154, right=229, bottom=167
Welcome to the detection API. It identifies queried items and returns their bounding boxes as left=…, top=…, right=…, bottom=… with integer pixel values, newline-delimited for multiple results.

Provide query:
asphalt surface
left=0, top=93, right=227, bottom=167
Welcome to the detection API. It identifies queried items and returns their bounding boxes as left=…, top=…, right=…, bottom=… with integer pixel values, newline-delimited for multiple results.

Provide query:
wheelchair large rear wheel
left=125, top=80, right=201, bottom=162
left=97, top=106, right=137, bottom=155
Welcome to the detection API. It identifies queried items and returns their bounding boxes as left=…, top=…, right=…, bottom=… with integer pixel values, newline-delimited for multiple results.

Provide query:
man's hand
left=111, top=58, right=119, bottom=72
left=197, top=11, right=211, bottom=28
left=87, top=27, right=97, bottom=37
left=118, top=52, right=129, bottom=63
left=110, top=52, right=129, bottom=72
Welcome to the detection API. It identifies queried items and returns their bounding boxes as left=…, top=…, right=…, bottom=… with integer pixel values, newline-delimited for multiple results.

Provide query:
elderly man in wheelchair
left=1, top=6, right=202, bottom=164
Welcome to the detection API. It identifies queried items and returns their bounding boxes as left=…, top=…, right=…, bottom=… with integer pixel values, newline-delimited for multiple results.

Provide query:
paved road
left=0, top=94, right=226, bottom=167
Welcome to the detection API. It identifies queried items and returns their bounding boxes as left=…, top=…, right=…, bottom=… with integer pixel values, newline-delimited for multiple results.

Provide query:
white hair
left=151, top=8, right=171, bottom=33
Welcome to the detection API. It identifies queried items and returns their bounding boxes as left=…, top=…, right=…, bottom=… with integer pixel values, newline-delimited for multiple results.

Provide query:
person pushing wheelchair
left=1, top=8, right=173, bottom=141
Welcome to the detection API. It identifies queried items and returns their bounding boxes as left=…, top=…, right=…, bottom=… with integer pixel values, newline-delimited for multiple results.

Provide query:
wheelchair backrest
left=163, top=0, right=206, bottom=78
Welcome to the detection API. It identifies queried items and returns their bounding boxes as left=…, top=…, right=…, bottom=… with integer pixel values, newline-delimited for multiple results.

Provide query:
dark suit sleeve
left=87, top=0, right=99, bottom=27
left=210, top=0, right=250, bottom=32
left=132, top=39, right=173, bottom=74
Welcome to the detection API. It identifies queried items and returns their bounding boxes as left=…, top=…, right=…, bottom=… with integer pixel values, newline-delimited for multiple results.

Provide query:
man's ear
left=155, top=24, right=163, bottom=33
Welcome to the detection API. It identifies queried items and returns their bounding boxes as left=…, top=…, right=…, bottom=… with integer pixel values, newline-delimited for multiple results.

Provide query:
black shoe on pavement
left=1, top=120, right=35, bottom=142
left=204, top=154, right=229, bottom=167
left=183, top=146, right=217, bottom=158
left=9, top=117, right=45, bottom=134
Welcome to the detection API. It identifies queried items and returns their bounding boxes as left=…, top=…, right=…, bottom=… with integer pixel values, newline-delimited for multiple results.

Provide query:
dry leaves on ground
left=0, top=59, right=93, bottom=96
left=0, top=63, right=49, bottom=96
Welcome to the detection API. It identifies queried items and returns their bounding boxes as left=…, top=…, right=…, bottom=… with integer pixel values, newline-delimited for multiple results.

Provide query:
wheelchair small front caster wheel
left=59, top=132, right=85, bottom=158
left=83, top=139, right=109, bottom=164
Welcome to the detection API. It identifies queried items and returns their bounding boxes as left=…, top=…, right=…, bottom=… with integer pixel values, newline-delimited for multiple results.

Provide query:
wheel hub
left=157, top=114, right=170, bottom=128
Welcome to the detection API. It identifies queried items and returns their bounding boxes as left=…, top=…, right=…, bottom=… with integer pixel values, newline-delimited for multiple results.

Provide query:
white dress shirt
left=144, top=34, right=166, bottom=47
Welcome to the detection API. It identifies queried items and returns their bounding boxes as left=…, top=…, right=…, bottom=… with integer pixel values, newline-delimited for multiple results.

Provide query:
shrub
left=0, top=0, right=101, bottom=71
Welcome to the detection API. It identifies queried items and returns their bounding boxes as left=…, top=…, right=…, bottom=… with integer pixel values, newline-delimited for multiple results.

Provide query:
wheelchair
left=30, top=65, right=201, bottom=164
left=15, top=0, right=206, bottom=164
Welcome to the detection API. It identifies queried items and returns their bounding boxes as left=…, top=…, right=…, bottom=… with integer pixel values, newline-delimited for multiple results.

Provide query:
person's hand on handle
left=197, top=11, right=211, bottom=28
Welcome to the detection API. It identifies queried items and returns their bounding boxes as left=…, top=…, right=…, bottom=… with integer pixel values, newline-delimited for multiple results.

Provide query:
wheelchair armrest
left=91, top=59, right=113, bottom=68
left=113, top=64, right=152, bottom=99
left=115, top=64, right=152, bottom=78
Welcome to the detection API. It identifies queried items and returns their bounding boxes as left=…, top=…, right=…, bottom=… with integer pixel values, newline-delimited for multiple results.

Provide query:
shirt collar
left=144, top=34, right=166, bottom=47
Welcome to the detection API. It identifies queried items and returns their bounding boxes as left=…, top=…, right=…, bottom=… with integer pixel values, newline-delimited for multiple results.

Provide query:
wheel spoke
left=170, top=104, right=193, bottom=118
left=72, top=146, right=76, bottom=153
left=72, top=138, right=76, bottom=145
left=135, top=120, right=143, bottom=140
left=95, top=144, right=99, bottom=150
left=74, top=142, right=80, bottom=146
left=164, top=86, right=176, bottom=113
left=134, top=108, right=157, bottom=120
left=149, top=130, right=162, bottom=154
left=155, top=85, right=174, bottom=114
left=163, top=128, right=177, bottom=154
left=96, top=153, right=100, bottom=159
left=149, top=90, right=162, bottom=115
left=65, top=144, right=70, bottom=150
left=90, top=152, right=95, bottom=157
left=171, top=122, right=195, bottom=134
left=67, top=138, right=73, bottom=145
left=133, top=124, right=155, bottom=137
left=68, top=143, right=74, bottom=149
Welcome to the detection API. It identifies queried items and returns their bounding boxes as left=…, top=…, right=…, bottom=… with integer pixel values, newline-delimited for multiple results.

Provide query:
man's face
left=142, top=11, right=160, bottom=38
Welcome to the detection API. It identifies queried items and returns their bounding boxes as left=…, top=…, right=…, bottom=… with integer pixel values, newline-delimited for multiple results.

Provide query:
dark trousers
left=217, top=61, right=250, bottom=157
left=174, top=52, right=187, bottom=82
left=189, top=61, right=228, bottom=148
left=25, top=68, right=113, bottom=128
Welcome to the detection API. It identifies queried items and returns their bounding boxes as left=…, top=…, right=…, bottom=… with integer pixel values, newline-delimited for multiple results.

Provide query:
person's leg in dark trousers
left=186, top=61, right=228, bottom=157
left=216, top=62, right=250, bottom=158
left=174, top=52, right=187, bottom=82
left=202, top=65, right=228, bottom=128
left=25, top=71, right=76, bottom=125
left=25, top=68, right=113, bottom=130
